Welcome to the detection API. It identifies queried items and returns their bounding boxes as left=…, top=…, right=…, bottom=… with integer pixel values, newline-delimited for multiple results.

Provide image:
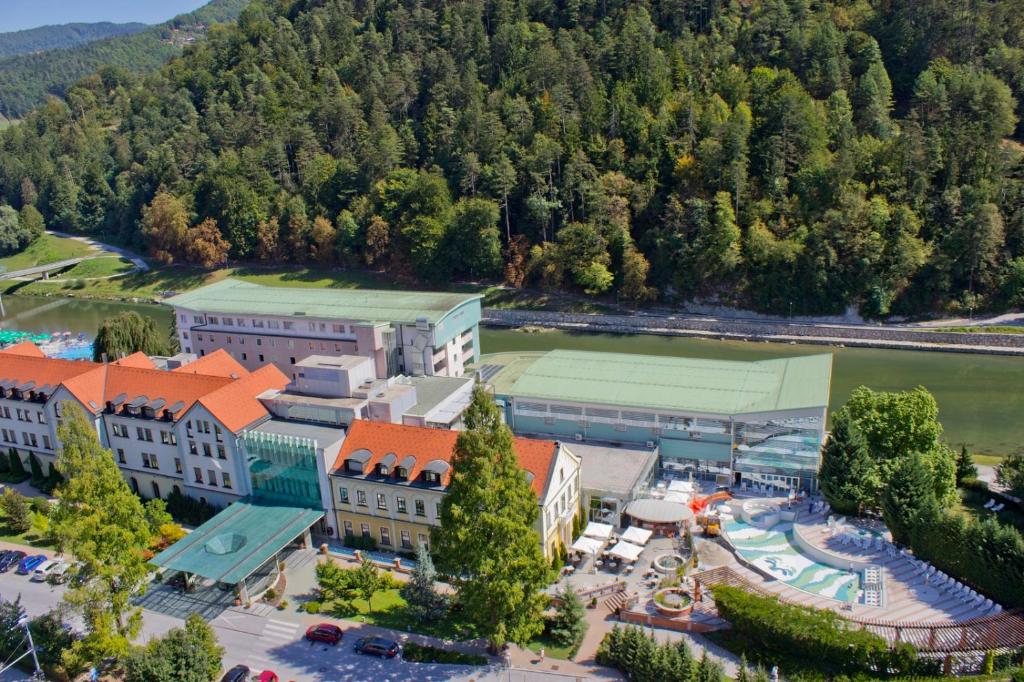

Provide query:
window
left=196, top=334, right=203, bottom=341
left=289, top=357, right=296, bottom=365
left=116, top=448, right=126, bottom=464
left=418, top=533, right=428, bottom=549
left=259, top=354, right=264, bottom=362
left=203, top=443, right=212, bottom=457
left=283, top=321, right=294, bottom=330
left=136, top=427, right=153, bottom=442
left=360, top=523, right=370, bottom=538
left=236, top=318, right=246, bottom=327
left=256, top=338, right=262, bottom=346
left=217, top=445, right=226, bottom=459
left=174, top=457, right=182, bottom=474
left=112, top=423, right=128, bottom=438
left=268, top=320, right=280, bottom=329
left=356, top=490, right=367, bottom=507
left=241, top=353, right=247, bottom=361
left=194, top=315, right=204, bottom=324
left=400, top=530, right=412, bottom=549
left=222, top=472, right=232, bottom=489
left=435, top=503, right=442, bottom=519
left=201, top=421, right=211, bottom=434
left=214, top=425, right=223, bottom=442
left=379, top=527, right=391, bottom=546
left=22, top=432, right=37, bottom=447
left=193, top=467, right=203, bottom=483
left=223, top=317, right=233, bottom=326
left=253, top=319, right=264, bottom=328
left=423, top=471, right=441, bottom=485
left=142, top=453, right=158, bottom=470
left=376, top=493, right=387, bottom=510
left=42, top=435, right=51, bottom=449
left=343, top=520, right=353, bottom=536
left=189, top=440, right=198, bottom=455
left=160, top=430, right=176, bottom=445
left=332, top=324, right=344, bottom=333
left=338, top=487, right=349, bottom=504
left=36, top=411, right=44, bottom=424
left=396, top=497, right=407, bottom=513
left=207, top=469, right=217, bottom=486
left=414, top=500, right=425, bottom=517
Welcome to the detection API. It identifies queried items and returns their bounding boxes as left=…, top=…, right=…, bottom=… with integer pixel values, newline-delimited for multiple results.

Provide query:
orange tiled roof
left=111, top=352, right=156, bottom=369
left=171, top=349, right=248, bottom=378
left=197, top=364, right=289, bottom=432
left=0, top=342, right=46, bottom=358
left=0, top=343, right=275, bottom=430
left=332, top=420, right=559, bottom=497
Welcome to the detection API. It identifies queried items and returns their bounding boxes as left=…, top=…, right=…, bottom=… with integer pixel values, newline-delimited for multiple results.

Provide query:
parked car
left=30, top=559, right=58, bottom=582
left=353, top=636, right=400, bottom=658
left=256, top=672, right=278, bottom=682
left=219, top=664, right=251, bottom=682
left=17, top=554, right=47, bottom=575
left=304, top=623, right=343, bottom=645
left=48, top=561, right=70, bottom=584
left=0, top=551, right=25, bottom=573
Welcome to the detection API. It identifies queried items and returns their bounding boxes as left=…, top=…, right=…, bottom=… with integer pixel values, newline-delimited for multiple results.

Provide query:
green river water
left=0, top=294, right=1019, bottom=456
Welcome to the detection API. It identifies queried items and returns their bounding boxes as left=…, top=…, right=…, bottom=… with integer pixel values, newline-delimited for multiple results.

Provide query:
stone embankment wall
left=481, top=309, right=1024, bottom=355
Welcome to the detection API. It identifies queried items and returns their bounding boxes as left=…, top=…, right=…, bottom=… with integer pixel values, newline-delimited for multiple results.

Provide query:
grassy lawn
left=0, top=507, right=56, bottom=550
left=0, top=234, right=97, bottom=272
left=342, top=588, right=478, bottom=641
left=56, top=256, right=135, bottom=280
left=937, top=326, right=1024, bottom=335
left=957, top=485, right=1024, bottom=533
left=526, top=632, right=576, bottom=660
left=972, top=454, right=1004, bottom=467
left=7, top=264, right=228, bottom=300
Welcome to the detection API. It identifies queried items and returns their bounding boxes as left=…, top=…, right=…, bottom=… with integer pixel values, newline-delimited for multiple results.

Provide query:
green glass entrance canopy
left=151, top=498, right=323, bottom=584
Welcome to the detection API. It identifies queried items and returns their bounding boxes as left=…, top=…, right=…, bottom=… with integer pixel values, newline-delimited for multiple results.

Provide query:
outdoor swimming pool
left=723, top=517, right=860, bottom=602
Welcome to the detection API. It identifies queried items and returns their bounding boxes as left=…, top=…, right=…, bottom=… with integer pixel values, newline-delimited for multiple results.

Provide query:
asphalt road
left=0, top=569, right=514, bottom=682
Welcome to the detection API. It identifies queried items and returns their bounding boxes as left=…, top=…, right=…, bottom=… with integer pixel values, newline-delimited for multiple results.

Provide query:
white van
left=48, top=560, right=70, bottom=583
left=30, top=559, right=56, bottom=582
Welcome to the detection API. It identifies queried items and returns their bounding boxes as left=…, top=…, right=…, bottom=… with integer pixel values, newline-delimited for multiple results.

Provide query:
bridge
left=0, top=257, right=88, bottom=316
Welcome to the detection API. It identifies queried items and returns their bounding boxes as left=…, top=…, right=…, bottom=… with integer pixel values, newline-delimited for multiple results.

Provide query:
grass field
left=0, top=504, right=56, bottom=550
left=55, top=256, right=135, bottom=280
left=342, top=588, right=478, bottom=640
left=957, top=484, right=1024, bottom=534
left=526, top=632, right=577, bottom=660
left=938, top=326, right=1024, bottom=335
left=0, top=234, right=97, bottom=272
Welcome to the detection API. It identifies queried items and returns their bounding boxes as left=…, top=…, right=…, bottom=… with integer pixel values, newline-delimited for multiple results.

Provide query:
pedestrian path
left=247, top=619, right=302, bottom=672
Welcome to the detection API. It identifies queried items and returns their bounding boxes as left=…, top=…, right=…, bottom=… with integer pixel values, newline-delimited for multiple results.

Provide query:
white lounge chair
left=984, top=499, right=996, bottom=509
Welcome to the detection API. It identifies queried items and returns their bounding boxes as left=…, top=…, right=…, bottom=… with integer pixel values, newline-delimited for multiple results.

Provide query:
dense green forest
left=0, top=22, right=147, bottom=59
left=0, top=0, right=247, bottom=119
left=1, top=0, right=1023, bottom=316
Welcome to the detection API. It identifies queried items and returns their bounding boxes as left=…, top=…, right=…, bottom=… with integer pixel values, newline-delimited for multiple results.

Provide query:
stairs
left=605, top=591, right=629, bottom=614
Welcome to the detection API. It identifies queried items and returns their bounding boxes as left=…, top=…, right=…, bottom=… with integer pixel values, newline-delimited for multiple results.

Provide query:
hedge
left=712, top=586, right=936, bottom=678
left=401, top=642, right=486, bottom=665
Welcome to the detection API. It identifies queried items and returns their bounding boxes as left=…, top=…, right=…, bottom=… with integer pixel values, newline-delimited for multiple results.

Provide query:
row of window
left=1, top=429, right=51, bottom=449
left=194, top=332, right=351, bottom=359
left=9, top=407, right=45, bottom=424
left=188, top=440, right=227, bottom=459
left=337, top=487, right=441, bottom=518
left=341, top=520, right=426, bottom=550
left=192, top=467, right=232, bottom=489
left=185, top=313, right=353, bottom=336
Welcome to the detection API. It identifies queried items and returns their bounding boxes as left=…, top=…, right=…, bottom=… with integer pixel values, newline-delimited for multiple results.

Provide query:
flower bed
left=652, top=588, right=693, bottom=616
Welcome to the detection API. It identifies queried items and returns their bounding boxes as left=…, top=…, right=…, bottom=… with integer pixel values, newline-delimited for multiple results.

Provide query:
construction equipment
left=697, top=511, right=722, bottom=537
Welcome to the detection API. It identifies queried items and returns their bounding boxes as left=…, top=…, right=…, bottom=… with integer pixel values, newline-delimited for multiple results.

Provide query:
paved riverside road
left=0, top=562, right=585, bottom=681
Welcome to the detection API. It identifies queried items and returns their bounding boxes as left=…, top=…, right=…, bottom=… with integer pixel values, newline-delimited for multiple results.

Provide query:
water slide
left=690, top=490, right=732, bottom=513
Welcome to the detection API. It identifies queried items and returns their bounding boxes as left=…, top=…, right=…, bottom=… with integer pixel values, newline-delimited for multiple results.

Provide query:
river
left=0, top=295, right=1019, bottom=456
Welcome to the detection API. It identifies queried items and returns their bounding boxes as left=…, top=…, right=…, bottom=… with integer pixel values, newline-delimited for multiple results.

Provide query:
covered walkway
left=151, top=498, right=323, bottom=601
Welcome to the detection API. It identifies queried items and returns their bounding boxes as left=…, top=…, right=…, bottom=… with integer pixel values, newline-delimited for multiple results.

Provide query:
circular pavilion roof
left=625, top=498, right=695, bottom=524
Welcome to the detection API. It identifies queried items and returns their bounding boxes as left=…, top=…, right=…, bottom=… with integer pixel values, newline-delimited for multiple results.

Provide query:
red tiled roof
left=332, top=420, right=559, bottom=497
left=197, top=364, right=289, bottom=432
left=0, top=354, right=100, bottom=395
left=172, top=349, right=248, bottom=378
left=0, top=342, right=46, bottom=358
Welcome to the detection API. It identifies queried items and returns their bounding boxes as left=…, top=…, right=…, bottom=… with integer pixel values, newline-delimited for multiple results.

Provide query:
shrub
left=342, top=534, right=378, bottom=551
left=548, top=586, right=587, bottom=655
left=263, top=588, right=277, bottom=602
left=596, top=624, right=700, bottom=680
left=5, top=449, right=27, bottom=482
left=304, top=601, right=321, bottom=614
left=277, top=599, right=288, bottom=610
left=29, top=496, right=50, bottom=515
left=0, top=489, right=31, bottom=533
left=165, top=489, right=220, bottom=526
left=28, top=452, right=44, bottom=485
left=712, top=586, right=934, bottom=678
left=158, top=522, right=187, bottom=545
left=402, top=642, right=486, bottom=665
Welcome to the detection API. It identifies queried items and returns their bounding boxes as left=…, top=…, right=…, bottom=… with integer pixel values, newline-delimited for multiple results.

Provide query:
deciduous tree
left=92, top=311, right=171, bottom=362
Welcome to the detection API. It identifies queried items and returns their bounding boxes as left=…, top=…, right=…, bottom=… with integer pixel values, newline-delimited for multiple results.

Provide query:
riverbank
left=483, top=310, right=1024, bottom=356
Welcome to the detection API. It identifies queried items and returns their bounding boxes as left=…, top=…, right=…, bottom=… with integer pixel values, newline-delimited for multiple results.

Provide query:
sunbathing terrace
left=716, top=497, right=1004, bottom=624
left=477, top=350, right=832, bottom=492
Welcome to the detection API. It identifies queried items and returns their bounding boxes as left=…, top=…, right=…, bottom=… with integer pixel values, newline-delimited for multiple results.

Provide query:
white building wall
left=175, top=404, right=250, bottom=505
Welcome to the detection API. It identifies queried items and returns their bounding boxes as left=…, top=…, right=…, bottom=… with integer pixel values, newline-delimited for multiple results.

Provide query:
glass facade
left=243, top=431, right=322, bottom=508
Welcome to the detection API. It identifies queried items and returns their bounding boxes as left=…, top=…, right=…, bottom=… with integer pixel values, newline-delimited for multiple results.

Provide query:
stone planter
left=652, top=588, right=693, bottom=617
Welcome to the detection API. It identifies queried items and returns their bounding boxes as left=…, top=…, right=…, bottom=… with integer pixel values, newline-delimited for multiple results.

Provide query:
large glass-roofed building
left=478, top=349, right=833, bottom=492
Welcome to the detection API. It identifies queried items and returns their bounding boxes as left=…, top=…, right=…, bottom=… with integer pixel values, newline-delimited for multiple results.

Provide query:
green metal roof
left=481, top=349, right=832, bottom=416
left=163, top=278, right=481, bottom=324
left=150, top=499, right=323, bottom=584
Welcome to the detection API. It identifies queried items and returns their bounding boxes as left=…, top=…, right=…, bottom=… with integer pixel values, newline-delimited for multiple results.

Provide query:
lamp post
left=17, top=616, right=43, bottom=680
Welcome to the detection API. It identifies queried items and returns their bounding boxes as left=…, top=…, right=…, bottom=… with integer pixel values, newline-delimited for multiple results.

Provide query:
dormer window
left=396, top=467, right=407, bottom=480
left=346, top=460, right=364, bottom=473
left=378, top=464, right=390, bottom=476
left=423, top=471, right=440, bottom=485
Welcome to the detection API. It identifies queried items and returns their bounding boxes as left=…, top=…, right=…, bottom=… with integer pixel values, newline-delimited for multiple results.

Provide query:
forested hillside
left=0, top=22, right=147, bottom=59
left=1, top=0, right=1023, bottom=316
left=0, top=0, right=247, bottom=118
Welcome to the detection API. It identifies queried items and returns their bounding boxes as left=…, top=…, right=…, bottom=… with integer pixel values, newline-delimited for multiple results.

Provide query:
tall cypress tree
left=819, top=411, right=878, bottom=515
left=431, top=386, right=549, bottom=652
left=881, top=451, right=938, bottom=545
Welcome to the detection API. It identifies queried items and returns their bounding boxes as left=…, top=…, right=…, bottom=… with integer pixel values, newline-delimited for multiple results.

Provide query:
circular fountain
left=653, top=553, right=686, bottom=574
left=740, top=499, right=781, bottom=528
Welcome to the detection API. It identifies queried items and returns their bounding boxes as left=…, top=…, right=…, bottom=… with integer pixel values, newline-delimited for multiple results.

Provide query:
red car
left=305, top=623, right=343, bottom=645
left=256, top=672, right=278, bottom=682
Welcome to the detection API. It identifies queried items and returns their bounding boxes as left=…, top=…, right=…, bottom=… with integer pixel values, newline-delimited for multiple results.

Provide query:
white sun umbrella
left=608, top=540, right=645, bottom=563
left=583, top=521, right=614, bottom=541
left=571, top=535, right=604, bottom=556
left=621, top=526, right=653, bottom=546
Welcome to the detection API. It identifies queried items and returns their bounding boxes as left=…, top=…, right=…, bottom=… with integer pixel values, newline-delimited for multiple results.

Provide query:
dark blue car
left=16, top=554, right=47, bottom=575
left=0, top=550, right=26, bottom=573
